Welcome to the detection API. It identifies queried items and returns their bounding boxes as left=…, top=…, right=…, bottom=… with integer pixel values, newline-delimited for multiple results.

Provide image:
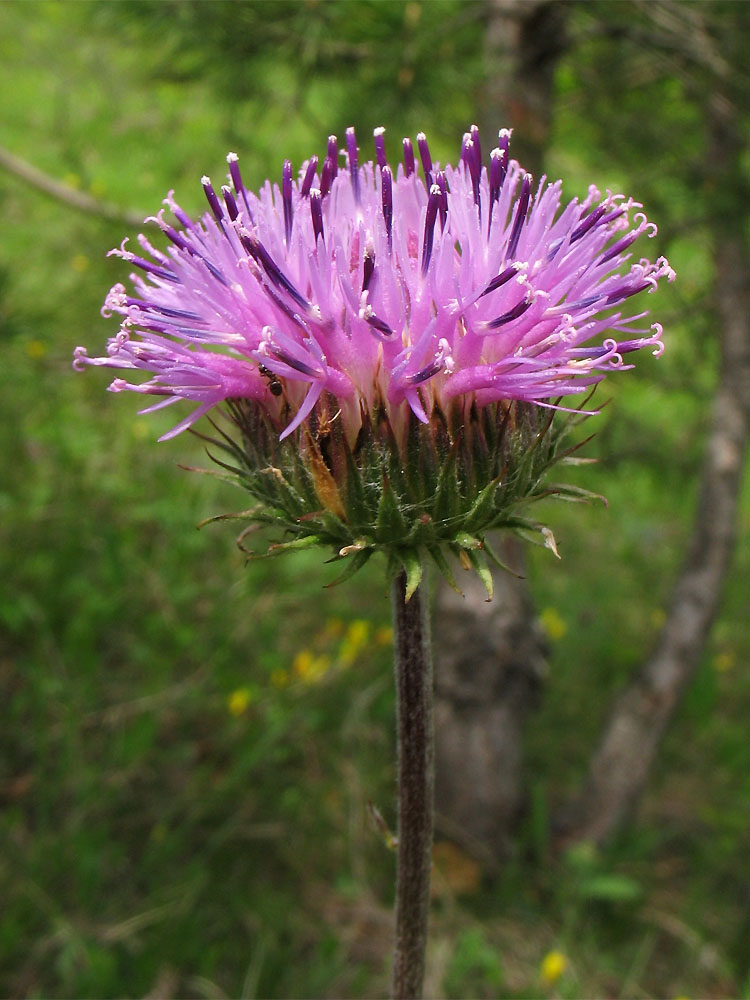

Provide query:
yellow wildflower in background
left=293, top=649, right=331, bottom=684
left=227, top=687, right=252, bottom=716
left=26, top=340, right=47, bottom=360
left=540, top=949, right=568, bottom=985
left=713, top=650, right=736, bottom=672
left=339, top=619, right=370, bottom=665
left=539, top=607, right=567, bottom=642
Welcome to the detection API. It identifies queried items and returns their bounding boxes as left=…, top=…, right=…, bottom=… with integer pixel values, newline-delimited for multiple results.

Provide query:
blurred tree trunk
left=558, top=39, right=750, bottom=846
left=433, top=0, right=568, bottom=862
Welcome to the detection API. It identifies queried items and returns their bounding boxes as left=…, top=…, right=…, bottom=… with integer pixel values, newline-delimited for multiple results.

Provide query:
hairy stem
left=391, top=570, right=434, bottom=999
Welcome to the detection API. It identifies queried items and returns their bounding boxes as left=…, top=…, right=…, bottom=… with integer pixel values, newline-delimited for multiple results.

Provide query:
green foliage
left=1, top=1, right=748, bottom=998
left=443, top=927, right=504, bottom=998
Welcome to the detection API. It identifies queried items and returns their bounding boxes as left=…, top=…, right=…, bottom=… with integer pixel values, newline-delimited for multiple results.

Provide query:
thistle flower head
left=75, top=126, right=674, bottom=593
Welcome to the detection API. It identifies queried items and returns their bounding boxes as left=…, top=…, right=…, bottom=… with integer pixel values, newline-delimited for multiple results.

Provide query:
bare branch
left=0, top=145, right=145, bottom=229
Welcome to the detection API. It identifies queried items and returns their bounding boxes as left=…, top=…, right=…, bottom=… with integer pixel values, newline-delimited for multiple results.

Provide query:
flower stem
left=390, top=569, right=434, bottom=1000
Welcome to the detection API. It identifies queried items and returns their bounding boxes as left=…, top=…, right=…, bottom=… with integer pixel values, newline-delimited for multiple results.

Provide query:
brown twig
left=0, top=144, right=145, bottom=228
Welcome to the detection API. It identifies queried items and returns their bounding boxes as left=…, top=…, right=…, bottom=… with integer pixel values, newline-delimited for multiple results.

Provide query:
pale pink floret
left=74, top=126, right=674, bottom=441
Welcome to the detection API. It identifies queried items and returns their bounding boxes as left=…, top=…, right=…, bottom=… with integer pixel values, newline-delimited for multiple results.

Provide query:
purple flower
left=75, top=126, right=674, bottom=447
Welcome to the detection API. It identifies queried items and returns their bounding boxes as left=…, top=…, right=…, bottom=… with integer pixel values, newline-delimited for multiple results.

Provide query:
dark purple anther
left=201, top=176, right=225, bottom=225
left=282, top=159, right=294, bottom=246
left=381, top=164, right=393, bottom=247
left=470, top=124, right=482, bottom=171
left=600, top=229, right=639, bottom=264
left=137, top=301, right=201, bottom=321
left=421, top=183, right=441, bottom=276
left=168, top=202, right=196, bottom=231
left=227, top=153, right=254, bottom=222
left=488, top=296, right=533, bottom=329
left=406, top=358, right=442, bottom=385
left=497, top=128, right=511, bottom=160
left=227, top=153, right=244, bottom=193
left=327, top=135, right=339, bottom=176
left=320, top=157, right=334, bottom=198
left=125, top=256, right=178, bottom=282
left=488, top=148, right=505, bottom=237
left=221, top=186, right=239, bottom=222
left=417, top=132, right=433, bottom=188
left=602, top=208, right=625, bottom=226
left=202, top=259, right=229, bottom=286
left=571, top=204, right=607, bottom=244
left=463, top=136, right=481, bottom=210
left=374, top=127, right=387, bottom=170
left=435, top=170, right=448, bottom=231
left=346, top=126, right=360, bottom=203
left=606, top=279, right=651, bottom=305
left=239, top=231, right=310, bottom=312
left=300, top=155, right=319, bottom=198
left=310, top=189, right=324, bottom=244
left=460, top=132, right=471, bottom=167
left=507, top=173, right=531, bottom=260
left=362, top=247, right=375, bottom=292
left=567, top=294, right=601, bottom=311
left=161, top=224, right=190, bottom=252
left=365, top=311, right=394, bottom=338
left=270, top=348, right=319, bottom=379
left=402, top=138, right=415, bottom=178
left=480, top=263, right=518, bottom=298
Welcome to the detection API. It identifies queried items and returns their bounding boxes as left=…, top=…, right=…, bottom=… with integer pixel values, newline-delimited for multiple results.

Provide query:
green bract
left=193, top=395, right=601, bottom=600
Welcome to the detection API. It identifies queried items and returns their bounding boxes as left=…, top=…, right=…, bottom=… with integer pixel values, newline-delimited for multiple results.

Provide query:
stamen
left=460, top=132, right=471, bottom=167
left=221, top=186, right=239, bottom=221
left=463, top=135, right=481, bottom=210
left=507, top=172, right=531, bottom=260
left=159, top=223, right=190, bottom=252
left=421, top=183, right=441, bottom=276
left=405, top=358, right=442, bottom=385
left=300, top=156, right=319, bottom=198
left=110, top=251, right=178, bottom=283
left=605, top=280, right=651, bottom=305
left=488, top=147, right=506, bottom=237
left=479, top=263, right=520, bottom=298
left=417, top=132, right=433, bottom=187
left=226, top=152, right=254, bottom=222
left=362, top=247, right=375, bottom=292
left=282, top=159, right=293, bottom=246
left=239, top=231, right=310, bottom=312
left=600, top=230, right=639, bottom=264
left=201, top=176, right=224, bottom=224
left=310, top=189, right=324, bottom=244
left=487, top=296, right=533, bottom=329
left=164, top=192, right=195, bottom=231
left=434, top=170, right=448, bottom=230
left=327, top=135, right=339, bottom=177
left=374, top=126, right=387, bottom=170
left=362, top=305, right=394, bottom=338
left=402, top=137, right=415, bottom=178
left=346, top=126, right=360, bottom=203
left=497, top=128, right=512, bottom=159
left=469, top=124, right=482, bottom=172
left=571, top=204, right=606, bottom=243
left=381, top=165, right=393, bottom=247
left=268, top=348, right=320, bottom=379
left=320, top=157, right=335, bottom=198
